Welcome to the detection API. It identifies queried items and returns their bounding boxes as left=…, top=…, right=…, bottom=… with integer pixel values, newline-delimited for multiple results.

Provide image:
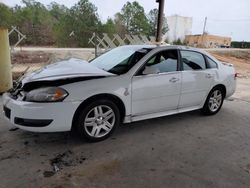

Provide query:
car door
left=131, top=49, right=181, bottom=116
left=178, top=50, right=214, bottom=108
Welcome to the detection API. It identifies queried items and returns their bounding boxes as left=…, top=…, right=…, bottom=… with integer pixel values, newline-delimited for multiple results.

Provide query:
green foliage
left=0, top=0, right=169, bottom=47
left=69, top=0, right=101, bottom=47
left=117, top=1, right=150, bottom=35
left=173, top=38, right=183, bottom=45
left=101, top=18, right=116, bottom=34
left=148, top=8, right=168, bottom=36
left=231, top=41, right=250, bottom=49
left=11, top=0, right=54, bottom=45
left=0, top=3, right=13, bottom=28
left=48, top=2, right=70, bottom=46
left=114, top=13, right=127, bottom=37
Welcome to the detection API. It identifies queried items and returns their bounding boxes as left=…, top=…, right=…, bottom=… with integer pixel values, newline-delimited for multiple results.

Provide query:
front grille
left=3, top=106, right=11, bottom=119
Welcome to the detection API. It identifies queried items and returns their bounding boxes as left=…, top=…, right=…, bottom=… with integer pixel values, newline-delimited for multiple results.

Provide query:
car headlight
left=25, top=87, right=68, bottom=102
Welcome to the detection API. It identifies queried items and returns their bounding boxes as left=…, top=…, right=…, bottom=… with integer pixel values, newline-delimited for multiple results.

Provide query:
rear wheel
left=75, top=99, right=120, bottom=142
left=202, top=87, right=225, bottom=115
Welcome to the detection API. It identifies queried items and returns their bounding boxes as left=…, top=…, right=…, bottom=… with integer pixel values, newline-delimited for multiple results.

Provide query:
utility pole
left=202, top=17, right=207, bottom=35
left=201, top=16, right=207, bottom=47
left=156, top=0, right=165, bottom=43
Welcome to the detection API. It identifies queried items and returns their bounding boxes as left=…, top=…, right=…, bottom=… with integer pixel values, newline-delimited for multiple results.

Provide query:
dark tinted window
left=180, top=51, right=206, bottom=70
left=145, top=50, right=178, bottom=73
left=206, top=57, right=218, bottom=68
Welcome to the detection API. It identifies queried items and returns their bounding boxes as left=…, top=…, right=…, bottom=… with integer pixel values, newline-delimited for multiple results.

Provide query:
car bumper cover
left=2, top=93, right=81, bottom=132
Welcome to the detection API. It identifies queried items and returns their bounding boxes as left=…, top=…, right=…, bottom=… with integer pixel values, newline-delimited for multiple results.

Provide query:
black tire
left=201, top=86, right=225, bottom=115
left=75, top=99, right=120, bottom=142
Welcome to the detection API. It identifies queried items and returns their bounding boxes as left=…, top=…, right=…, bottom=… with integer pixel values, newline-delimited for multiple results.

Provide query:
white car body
left=2, top=45, right=236, bottom=132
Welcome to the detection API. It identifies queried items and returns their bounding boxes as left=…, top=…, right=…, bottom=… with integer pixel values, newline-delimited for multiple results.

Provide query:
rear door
left=179, top=50, right=214, bottom=108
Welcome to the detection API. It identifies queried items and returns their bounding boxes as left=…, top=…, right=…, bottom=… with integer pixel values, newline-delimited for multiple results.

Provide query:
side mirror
left=142, top=66, right=160, bottom=75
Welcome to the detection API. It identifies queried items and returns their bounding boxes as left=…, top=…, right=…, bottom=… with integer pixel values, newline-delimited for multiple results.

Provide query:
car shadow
left=117, top=109, right=202, bottom=136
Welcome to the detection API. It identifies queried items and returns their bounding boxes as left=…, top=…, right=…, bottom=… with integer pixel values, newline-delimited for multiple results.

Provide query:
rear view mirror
left=143, top=66, right=160, bottom=75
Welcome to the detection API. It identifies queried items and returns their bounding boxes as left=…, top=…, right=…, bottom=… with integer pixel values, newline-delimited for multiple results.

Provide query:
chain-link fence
left=11, top=48, right=96, bottom=80
left=10, top=32, right=157, bottom=81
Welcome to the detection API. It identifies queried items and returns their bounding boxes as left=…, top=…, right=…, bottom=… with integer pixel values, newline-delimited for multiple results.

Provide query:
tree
left=48, top=2, right=71, bottom=46
left=48, top=2, right=68, bottom=21
left=116, top=1, right=150, bottom=35
left=148, top=8, right=168, bottom=37
left=0, top=3, right=13, bottom=28
left=173, top=38, right=182, bottom=45
left=69, top=0, right=101, bottom=47
left=1, top=0, right=172, bottom=47
left=101, top=18, right=116, bottom=34
left=1, top=0, right=102, bottom=47
left=114, top=13, right=127, bottom=37
left=12, top=0, right=54, bottom=45
left=231, top=41, right=250, bottom=49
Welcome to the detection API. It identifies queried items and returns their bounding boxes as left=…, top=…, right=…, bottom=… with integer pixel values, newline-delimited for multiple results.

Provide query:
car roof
left=115, top=45, right=219, bottom=65
left=127, top=44, right=215, bottom=61
left=120, top=44, right=206, bottom=53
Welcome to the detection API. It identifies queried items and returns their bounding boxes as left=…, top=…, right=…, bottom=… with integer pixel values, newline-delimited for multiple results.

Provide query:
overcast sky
left=1, top=0, right=250, bottom=41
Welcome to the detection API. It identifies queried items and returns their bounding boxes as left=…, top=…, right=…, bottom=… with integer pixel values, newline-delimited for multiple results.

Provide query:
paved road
left=0, top=94, right=250, bottom=188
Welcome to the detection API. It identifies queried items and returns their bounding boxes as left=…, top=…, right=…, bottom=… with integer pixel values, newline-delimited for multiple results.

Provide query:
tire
left=75, top=99, right=120, bottom=142
left=201, top=87, right=225, bottom=115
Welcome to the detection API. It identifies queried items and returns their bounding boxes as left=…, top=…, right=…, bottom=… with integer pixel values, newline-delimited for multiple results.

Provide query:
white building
left=164, top=15, right=192, bottom=43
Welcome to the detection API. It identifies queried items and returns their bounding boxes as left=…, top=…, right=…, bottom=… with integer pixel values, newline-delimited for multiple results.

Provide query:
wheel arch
left=71, top=93, right=126, bottom=130
left=212, top=84, right=226, bottom=97
left=201, top=84, right=227, bottom=115
left=203, top=84, right=227, bottom=107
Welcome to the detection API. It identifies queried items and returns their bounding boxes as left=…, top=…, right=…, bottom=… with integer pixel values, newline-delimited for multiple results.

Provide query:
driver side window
left=143, top=50, right=178, bottom=74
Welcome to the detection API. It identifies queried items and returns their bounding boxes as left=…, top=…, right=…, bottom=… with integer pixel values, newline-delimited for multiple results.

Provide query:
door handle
left=206, top=74, right=213, bottom=79
left=169, top=77, right=179, bottom=83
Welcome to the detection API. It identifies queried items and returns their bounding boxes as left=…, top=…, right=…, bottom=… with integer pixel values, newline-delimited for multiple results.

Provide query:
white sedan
left=2, top=45, right=236, bottom=141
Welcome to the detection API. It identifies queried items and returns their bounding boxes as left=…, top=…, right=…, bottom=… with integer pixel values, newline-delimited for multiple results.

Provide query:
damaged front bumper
left=2, top=93, right=81, bottom=132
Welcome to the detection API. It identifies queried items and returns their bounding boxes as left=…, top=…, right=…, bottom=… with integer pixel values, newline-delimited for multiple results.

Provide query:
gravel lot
left=0, top=77, right=250, bottom=188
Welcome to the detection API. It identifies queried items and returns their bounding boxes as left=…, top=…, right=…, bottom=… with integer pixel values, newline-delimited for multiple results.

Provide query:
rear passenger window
left=206, top=57, right=218, bottom=69
left=180, top=51, right=206, bottom=70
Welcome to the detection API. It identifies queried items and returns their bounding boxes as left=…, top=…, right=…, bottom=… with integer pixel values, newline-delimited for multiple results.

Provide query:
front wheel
left=76, top=99, right=120, bottom=142
left=202, top=87, right=225, bottom=115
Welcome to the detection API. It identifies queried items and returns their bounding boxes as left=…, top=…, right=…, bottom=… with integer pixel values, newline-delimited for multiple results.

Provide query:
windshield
left=91, top=46, right=152, bottom=75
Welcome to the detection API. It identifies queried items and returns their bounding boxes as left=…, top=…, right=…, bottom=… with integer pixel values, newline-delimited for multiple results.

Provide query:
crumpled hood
left=22, top=58, right=113, bottom=84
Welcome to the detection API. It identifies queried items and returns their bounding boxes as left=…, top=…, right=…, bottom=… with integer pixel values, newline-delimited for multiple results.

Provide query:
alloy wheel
left=84, top=105, right=115, bottom=138
left=208, top=90, right=222, bottom=112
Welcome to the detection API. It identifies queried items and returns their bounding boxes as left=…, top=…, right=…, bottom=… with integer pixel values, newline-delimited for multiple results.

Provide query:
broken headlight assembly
left=25, top=87, right=68, bottom=102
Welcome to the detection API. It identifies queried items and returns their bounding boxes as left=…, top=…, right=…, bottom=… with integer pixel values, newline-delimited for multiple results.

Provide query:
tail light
left=234, top=73, right=238, bottom=80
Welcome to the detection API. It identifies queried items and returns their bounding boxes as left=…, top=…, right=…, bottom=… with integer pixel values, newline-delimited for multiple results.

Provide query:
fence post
left=94, top=32, right=98, bottom=57
left=0, top=28, right=13, bottom=93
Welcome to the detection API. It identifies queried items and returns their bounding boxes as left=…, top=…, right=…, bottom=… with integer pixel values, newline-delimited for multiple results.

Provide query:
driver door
left=131, top=49, right=181, bottom=116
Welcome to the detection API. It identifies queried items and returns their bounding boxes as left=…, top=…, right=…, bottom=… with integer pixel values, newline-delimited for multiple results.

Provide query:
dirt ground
left=208, top=49, right=250, bottom=101
left=209, top=50, right=250, bottom=79
left=10, top=48, right=250, bottom=79
left=1, top=47, right=250, bottom=188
